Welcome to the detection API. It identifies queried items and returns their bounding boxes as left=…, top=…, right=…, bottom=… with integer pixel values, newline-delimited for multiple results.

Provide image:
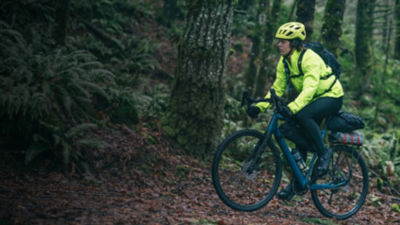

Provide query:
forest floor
left=1, top=122, right=400, bottom=225
left=1, top=2, right=400, bottom=224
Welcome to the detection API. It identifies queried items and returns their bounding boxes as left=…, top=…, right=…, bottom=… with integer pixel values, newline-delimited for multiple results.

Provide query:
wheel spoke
left=212, top=130, right=282, bottom=211
left=310, top=145, right=369, bottom=219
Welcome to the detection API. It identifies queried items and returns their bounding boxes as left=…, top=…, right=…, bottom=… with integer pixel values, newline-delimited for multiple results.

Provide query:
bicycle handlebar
left=241, top=89, right=286, bottom=114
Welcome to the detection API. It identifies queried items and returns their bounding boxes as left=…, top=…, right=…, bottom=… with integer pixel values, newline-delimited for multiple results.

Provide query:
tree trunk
left=380, top=0, right=390, bottom=51
left=321, top=0, right=346, bottom=57
left=354, top=0, right=375, bottom=96
left=164, top=0, right=235, bottom=158
left=238, top=0, right=256, bottom=11
left=394, top=0, right=400, bottom=59
left=296, top=0, right=315, bottom=42
left=54, top=0, right=71, bottom=46
left=255, top=0, right=282, bottom=98
left=245, top=0, right=269, bottom=96
left=162, top=0, right=179, bottom=26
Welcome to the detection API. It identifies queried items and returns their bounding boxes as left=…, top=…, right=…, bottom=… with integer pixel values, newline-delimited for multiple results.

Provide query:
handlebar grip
left=241, top=90, right=249, bottom=107
left=270, top=88, right=276, bottom=97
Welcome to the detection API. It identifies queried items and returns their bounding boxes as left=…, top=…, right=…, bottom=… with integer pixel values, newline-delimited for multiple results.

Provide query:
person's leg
left=277, top=123, right=309, bottom=200
left=279, top=122, right=313, bottom=152
left=295, top=97, right=342, bottom=176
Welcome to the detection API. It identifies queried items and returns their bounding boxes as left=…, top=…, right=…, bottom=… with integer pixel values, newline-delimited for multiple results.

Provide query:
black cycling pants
left=280, top=97, right=343, bottom=155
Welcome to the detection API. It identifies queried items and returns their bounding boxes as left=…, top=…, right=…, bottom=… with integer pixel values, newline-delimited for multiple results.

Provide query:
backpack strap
left=282, top=57, right=292, bottom=91
left=314, top=75, right=338, bottom=98
left=284, top=49, right=338, bottom=97
left=297, top=49, right=307, bottom=76
left=283, top=49, right=307, bottom=83
left=296, top=48, right=338, bottom=98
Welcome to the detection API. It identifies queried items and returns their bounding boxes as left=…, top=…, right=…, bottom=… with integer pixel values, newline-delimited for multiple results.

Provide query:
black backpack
left=283, top=42, right=342, bottom=97
left=302, top=42, right=342, bottom=78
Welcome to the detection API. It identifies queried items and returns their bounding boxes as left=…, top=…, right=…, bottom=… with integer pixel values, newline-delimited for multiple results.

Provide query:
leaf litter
left=0, top=118, right=399, bottom=225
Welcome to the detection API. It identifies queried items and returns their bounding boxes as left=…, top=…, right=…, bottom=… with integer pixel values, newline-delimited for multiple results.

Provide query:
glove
left=247, top=106, right=260, bottom=118
left=280, top=105, right=293, bottom=118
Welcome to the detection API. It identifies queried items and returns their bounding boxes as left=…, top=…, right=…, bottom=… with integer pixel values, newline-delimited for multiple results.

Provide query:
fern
left=0, top=22, right=114, bottom=171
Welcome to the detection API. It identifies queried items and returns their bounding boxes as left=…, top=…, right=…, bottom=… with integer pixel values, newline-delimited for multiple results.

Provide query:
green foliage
left=67, top=0, right=160, bottom=121
left=0, top=22, right=112, bottom=170
left=141, top=83, right=170, bottom=117
left=0, top=1, right=56, bottom=43
left=362, top=129, right=400, bottom=177
left=26, top=123, right=107, bottom=172
left=392, top=203, right=400, bottom=212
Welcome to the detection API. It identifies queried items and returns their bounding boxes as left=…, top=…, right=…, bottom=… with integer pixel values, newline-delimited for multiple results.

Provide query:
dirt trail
left=0, top=125, right=398, bottom=225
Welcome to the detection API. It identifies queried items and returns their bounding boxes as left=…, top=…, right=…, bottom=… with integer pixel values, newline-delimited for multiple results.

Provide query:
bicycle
left=211, top=89, right=369, bottom=219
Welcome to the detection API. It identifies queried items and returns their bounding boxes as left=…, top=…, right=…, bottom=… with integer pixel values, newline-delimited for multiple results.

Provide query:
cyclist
left=246, top=22, right=344, bottom=200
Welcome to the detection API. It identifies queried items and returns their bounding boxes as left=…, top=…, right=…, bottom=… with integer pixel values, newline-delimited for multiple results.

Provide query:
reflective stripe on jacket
left=256, top=48, right=344, bottom=114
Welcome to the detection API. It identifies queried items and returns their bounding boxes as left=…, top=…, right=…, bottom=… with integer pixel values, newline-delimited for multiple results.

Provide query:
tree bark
left=296, top=0, right=315, bottom=42
left=54, top=0, right=71, bottom=46
left=380, top=0, right=390, bottom=51
left=245, top=0, right=269, bottom=96
left=354, top=0, right=376, bottom=96
left=255, top=0, right=282, bottom=98
left=321, top=0, right=346, bottom=57
left=238, top=0, right=256, bottom=11
left=394, top=0, right=400, bottom=59
left=164, top=0, right=235, bottom=158
left=162, top=0, right=179, bottom=26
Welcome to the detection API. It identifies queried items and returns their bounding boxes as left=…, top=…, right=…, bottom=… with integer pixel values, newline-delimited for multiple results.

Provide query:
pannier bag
left=326, top=110, right=365, bottom=132
left=329, top=131, right=364, bottom=146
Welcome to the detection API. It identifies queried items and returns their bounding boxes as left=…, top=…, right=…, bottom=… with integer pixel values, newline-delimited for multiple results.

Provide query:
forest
left=1, top=0, right=400, bottom=224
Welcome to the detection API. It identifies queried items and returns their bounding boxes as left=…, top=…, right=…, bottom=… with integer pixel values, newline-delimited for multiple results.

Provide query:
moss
left=392, top=203, right=400, bottom=212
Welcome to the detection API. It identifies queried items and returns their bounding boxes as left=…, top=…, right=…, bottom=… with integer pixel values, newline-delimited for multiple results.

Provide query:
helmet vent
left=275, top=22, right=306, bottom=41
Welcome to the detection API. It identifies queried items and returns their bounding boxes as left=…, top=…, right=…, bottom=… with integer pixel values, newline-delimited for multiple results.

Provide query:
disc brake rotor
left=242, top=161, right=258, bottom=180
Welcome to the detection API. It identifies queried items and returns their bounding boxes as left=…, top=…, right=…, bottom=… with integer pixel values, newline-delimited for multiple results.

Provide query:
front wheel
left=212, top=129, right=282, bottom=211
left=310, top=145, right=369, bottom=219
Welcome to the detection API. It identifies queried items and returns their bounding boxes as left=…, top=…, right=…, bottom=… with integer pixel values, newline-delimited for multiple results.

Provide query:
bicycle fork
left=242, top=129, right=275, bottom=178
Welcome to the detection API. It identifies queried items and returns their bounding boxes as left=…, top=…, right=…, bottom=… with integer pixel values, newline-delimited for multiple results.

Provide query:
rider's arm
left=256, top=58, right=287, bottom=112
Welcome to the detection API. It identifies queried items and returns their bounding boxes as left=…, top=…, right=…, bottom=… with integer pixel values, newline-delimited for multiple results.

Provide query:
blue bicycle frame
left=265, top=112, right=347, bottom=191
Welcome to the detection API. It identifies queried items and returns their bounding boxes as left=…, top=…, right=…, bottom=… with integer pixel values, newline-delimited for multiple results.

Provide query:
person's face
left=277, top=39, right=291, bottom=56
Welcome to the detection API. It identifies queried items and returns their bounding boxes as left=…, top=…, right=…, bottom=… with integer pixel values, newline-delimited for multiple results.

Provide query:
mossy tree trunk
left=321, top=0, right=346, bottom=57
left=296, top=0, right=315, bottom=43
left=238, top=0, right=256, bottom=11
left=162, top=0, right=182, bottom=26
left=354, top=0, right=376, bottom=96
left=163, top=0, right=178, bottom=20
left=255, top=0, right=282, bottom=98
left=394, top=0, right=400, bottom=59
left=164, top=0, right=235, bottom=158
left=54, top=0, right=71, bottom=46
left=245, top=0, right=269, bottom=96
left=380, top=0, right=390, bottom=50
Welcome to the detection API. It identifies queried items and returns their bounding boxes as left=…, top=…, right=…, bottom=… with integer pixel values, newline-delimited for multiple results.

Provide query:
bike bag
left=328, top=131, right=364, bottom=146
left=326, top=110, right=365, bottom=132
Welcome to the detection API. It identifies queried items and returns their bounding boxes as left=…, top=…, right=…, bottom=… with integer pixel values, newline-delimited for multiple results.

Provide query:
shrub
left=0, top=22, right=113, bottom=171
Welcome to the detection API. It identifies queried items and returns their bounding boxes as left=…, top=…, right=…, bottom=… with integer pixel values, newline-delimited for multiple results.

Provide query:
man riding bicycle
left=246, top=22, right=344, bottom=200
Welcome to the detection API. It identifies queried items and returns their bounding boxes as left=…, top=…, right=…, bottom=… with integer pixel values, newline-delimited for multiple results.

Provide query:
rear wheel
left=212, top=129, right=282, bottom=211
left=311, top=145, right=369, bottom=219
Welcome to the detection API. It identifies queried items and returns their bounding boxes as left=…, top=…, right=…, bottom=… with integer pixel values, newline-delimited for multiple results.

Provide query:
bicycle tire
left=310, top=145, right=369, bottom=219
left=212, top=129, right=282, bottom=211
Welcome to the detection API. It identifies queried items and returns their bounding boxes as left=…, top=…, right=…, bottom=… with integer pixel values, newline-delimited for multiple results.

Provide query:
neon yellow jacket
left=256, top=48, right=344, bottom=114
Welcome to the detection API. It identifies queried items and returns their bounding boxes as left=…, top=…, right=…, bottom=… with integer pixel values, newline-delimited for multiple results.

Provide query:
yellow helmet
left=275, top=22, right=306, bottom=41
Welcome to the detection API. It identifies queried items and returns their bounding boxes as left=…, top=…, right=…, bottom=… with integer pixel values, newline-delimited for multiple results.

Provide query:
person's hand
left=247, top=106, right=260, bottom=118
left=280, top=105, right=293, bottom=118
